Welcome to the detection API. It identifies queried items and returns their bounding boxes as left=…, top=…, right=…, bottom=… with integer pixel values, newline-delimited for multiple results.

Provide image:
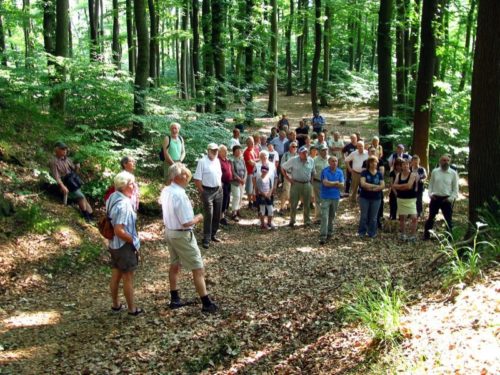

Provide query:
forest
left=0, top=0, right=499, bottom=373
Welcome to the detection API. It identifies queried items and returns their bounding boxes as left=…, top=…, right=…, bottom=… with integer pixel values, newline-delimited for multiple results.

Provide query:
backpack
left=98, top=198, right=121, bottom=240
left=159, top=135, right=184, bottom=161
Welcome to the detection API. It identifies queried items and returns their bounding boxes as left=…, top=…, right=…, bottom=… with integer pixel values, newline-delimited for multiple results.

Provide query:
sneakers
left=201, top=302, right=219, bottom=314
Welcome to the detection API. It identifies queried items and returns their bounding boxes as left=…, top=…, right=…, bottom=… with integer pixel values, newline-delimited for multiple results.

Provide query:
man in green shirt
left=162, top=122, right=186, bottom=179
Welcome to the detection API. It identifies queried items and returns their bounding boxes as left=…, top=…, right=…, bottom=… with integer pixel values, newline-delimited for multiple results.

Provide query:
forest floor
left=0, top=94, right=498, bottom=374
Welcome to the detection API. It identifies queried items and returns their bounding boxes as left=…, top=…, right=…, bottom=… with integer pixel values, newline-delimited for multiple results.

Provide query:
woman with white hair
left=107, top=171, right=143, bottom=316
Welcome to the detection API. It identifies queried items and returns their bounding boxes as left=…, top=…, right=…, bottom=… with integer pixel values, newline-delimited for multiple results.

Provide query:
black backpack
left=159, top=135, right=184, bottom=161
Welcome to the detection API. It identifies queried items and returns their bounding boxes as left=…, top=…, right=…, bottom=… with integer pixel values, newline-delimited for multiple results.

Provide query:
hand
left=61, top=185, right=69, bottom=195
left=195, top=213, right=203, bottom=224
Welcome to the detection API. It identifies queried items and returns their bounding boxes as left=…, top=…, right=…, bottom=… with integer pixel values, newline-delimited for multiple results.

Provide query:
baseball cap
left=319, top=144, right=328, bottom=151
left=207, top=143, right=219, bottom=150
left=298, top=146, right=308, bottom=153
left=54, top=141, right=68, bottom=149
left=310, top=144, right=318, bottom=150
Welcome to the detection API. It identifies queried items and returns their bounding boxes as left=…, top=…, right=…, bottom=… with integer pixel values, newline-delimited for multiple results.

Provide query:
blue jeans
left=320, top=198, right=339, bottom=240
left=359, top=197, right=381, bottom=237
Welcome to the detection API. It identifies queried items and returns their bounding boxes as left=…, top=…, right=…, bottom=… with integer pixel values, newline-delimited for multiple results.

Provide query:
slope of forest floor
left=0, top=95, right=498, bottom=374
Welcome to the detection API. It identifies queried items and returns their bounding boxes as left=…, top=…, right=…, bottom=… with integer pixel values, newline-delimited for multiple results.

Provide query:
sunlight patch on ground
left=2, top=310, right=61, bottom=329
left=227, top=343, right=282, bottom=373
left=0, top=345, right=49, bottom=364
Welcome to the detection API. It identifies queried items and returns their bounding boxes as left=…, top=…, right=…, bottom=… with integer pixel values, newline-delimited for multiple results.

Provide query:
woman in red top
left=243, top=137, right=258, bottom=209
left=218, top=145, right=233, bottom=225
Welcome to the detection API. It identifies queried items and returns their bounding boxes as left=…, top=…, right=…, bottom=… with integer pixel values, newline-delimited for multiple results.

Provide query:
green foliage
left=344, top=279, right=407, bottom=345
left=327, top=62, right=379, bottom=105
left=14, top=202, right=59, bottom=234
left=49, top=241, right=104, bottom=274
left=184, top=334, right=241, bottom=373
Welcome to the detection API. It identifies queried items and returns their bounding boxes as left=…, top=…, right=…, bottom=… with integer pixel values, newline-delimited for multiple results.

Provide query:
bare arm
left=114, top=224, right=134, bottom=244
left=182, top=213, right=203, bottom=228
left=194, top=179, right=204, bottom=193
left=163, top=136, right=174, bottom=165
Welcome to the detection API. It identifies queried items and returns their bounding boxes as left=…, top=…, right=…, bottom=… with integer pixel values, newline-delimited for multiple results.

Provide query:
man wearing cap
left=193, top=143, right=223, bottom=249
left=388, top=144, right=411, bottom=171
left=49, top=142, right=94, bottom=222
left=344, top=141, right=369, bottom=203
left=281, top=146, right=315, bottom=227
left=312, top=145, right=329, bottom=222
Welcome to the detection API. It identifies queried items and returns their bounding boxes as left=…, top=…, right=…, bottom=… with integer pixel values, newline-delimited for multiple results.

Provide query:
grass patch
left=48, top=241, right=105, bottom=274
left=344, top=280, right=407, bottom=346
left=14, top=203, right=60, bottom=234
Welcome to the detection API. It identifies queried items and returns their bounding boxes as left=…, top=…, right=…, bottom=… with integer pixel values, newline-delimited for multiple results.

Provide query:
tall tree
left=192, top=0, right=203, bottom=112
left=377, top=0, right=394, bottom=155
left=395, top=0, right=407, bottom=107
left=42, top=0, right=56, bottom=62
left=244, top=0, right=254, bottom=123
left=132, top=0, right=150, bottom=134
left=468, top=0, right=500, bottom=224
left=201, top=0, right=213, bottom=112
left=285, top=0, right=293, bottom=96
left=111, top=0, right=121, bottom=69
left=458, top=0, right=476, bottom=91
left=406, top=0, right=420, bottom=82
left=211, top=0, right=226, bottom=112
left=411, top=0, right=438, bottom=171
left=320, top=2, right=331, bottom=106
left=22, top=0, right=34, bottom=68
left=148, top=0, right=159, bottom=86
left=310, top=0, right=321, bottom=114
left=51, top=0, right=69, bottom=114
left=89, top=0, right=100, bottom=61
left=180, top=0, right=189, bottom=97
left=0, top=0, right=6, bottom=66
left=301, top=0, right=309, bottom=92
left=267, top=0, right=278, bottom=116
left=125, top=0, right=136, bottom=74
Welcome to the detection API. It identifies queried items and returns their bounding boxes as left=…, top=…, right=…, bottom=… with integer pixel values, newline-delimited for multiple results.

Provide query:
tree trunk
left=192, top=0, right=203, bottom=112
left=68, top=18, right=72, bottom=57
left=302, top=0, right=309, bottom=92
left=202, top=0, right=213, bottom=112
left=320, top=2, right=331, bottom=106
left=88, top=0, right=99, bottom=61
left=348, top=15, right=355, bottom=71
left=211, top=0, right=226, bottom=112
left=468, top=0, right=500, bottom=224
left=458, top=0, right=476, bottom=91
left=411, top=0, right=438, bottom=172
left=355, top=11, right=363, bottom=72
left=432, top=0, right=446, bottom=83
left=377, top=0, right=394, bottom=156
left=267, top=0, right=278, bottom=116
left=310, top=0, right=321, bottom=115
left=112, top=0, right=121, bottom=69
left=407, top=0, right=420, bottom=82
left=297, top=0, right=303, bottom=83
left=180, top=1, right=188, bottom=97
left=51, top=0, right=70, bottom=114
left=285, top=0, right=293, bottom=96
left=42, top=0, right=56, bottom=63
left=126, top=0, right=136, bottom=74
left=22, top=0, right=34, bottom=69
left=395, top=0, right=406, bottom=107
left=0, top=0, right=6, bottom=66
left=148, top=0, right=158, bottom=86
left=244, top=0, right=254, bottom=123
left=370, top=18, right=376, bottom=71
left=132, top=0, right=150, bottom=133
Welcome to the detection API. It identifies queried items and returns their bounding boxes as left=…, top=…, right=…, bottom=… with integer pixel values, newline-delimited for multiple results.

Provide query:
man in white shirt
left=160, top=163, right=218, bottom=314
left=424, top=154, right=459, bottom=240
left=193, top=143, right=223, bottom=249
left=344, top=141, right=368, bottom=202
left=228, top=128, right=241, bottom=151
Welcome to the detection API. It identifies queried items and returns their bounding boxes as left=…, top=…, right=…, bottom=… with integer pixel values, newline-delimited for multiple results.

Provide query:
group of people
left=48, top=115, right=459, bottom=316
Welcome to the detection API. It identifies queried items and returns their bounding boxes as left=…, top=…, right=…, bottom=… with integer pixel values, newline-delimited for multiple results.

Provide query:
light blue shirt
left=107, top=191, right=140, bottom=250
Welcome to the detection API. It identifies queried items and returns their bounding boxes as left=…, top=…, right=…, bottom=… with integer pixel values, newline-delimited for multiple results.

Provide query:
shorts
left=68, top=189, right=86, bottom=201
left=166, top=230, right=204, bottom=270
left=108, top=242, right=138, bottom=272
left=397, top=198, right=417, bottom=216
left=256, top=194, right=274, bottom=206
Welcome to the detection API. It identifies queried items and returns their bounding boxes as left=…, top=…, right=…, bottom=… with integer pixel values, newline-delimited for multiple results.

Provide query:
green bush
left=344, top=280, right=407, bottom=345
left=14, top=203, right=59, bottom=234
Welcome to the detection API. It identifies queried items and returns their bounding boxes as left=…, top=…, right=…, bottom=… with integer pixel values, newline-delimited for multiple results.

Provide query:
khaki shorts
left=166, top=230, right=204, bottom=270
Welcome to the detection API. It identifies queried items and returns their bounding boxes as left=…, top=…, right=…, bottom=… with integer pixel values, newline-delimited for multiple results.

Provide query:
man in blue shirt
left=311, top=111, right=325, bottom=134
left=319, top=156, right=344, bottom=244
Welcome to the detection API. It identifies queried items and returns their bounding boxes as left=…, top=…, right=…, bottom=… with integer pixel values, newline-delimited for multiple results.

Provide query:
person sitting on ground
left=279, top=141, right=298, bottom=213
left=107, top=171, right=143, bottom=316
left=319, top=156, right=344, bottom=244
left=328, top=131, right=344, bottom=163
left=392, top=159, right=418, bottom=242
left=342, top=134, right=358, bottom=196
left=162, top=122, right=186, bottom=179
left=160, top=163, right=218, bottom=314
left=218, top=145, right=233, bottom=226
left=230, top=145, right=247, bottom=222
left=255, top=165, right=275, bottom=230
left=424, top=154, right=459, bottom=240
left=193, top=143, right=223, bottom=249
left=228, top=128, right=241, bottom=151
left=267, top=127, right=278, bottom=144
left=314, top=132, right=328, bottom=149
left=344, top=141, right=369, bottom=203
left=410, top=155, right=427, bottom=218
left=358, top=156, right=385, bottom=239
left=313, top=145, right=329, bottom=224
left=389, top=158, right=403, bottom=220
left=49, top=141, right=94, bottom=222
left=388, top=144, right=411, bottom=171
left=295, top=120, right=310, bottom=148
left=243, top=137, right=259, bottom=209
left=104, top=156, right=140, bottom=212
left=277, top=114, right=289, bottom=131
left=311, top=111, right=325, bottom=134
left=370, top=136, right=383, bottom=159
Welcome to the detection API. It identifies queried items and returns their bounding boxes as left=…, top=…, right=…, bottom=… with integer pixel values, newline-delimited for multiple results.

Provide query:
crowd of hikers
left=48, top=114, right=459, bottom=315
